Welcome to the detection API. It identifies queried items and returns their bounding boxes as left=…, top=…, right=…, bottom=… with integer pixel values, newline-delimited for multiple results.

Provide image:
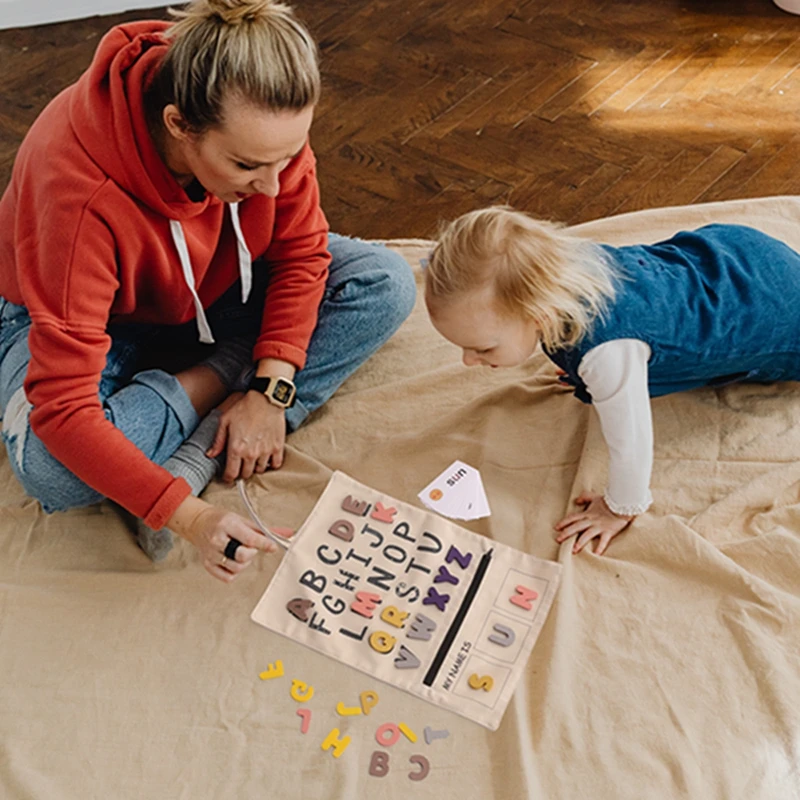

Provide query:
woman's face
left=162, top=96, right=314, bottom=202
left=426, top=286, right=541, bottom=368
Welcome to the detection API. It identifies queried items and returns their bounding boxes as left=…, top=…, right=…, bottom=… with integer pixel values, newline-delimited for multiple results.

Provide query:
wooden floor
left=2, top=0, right=800, bottom=238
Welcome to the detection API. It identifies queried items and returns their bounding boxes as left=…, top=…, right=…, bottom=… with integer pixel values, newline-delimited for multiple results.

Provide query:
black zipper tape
left=423, top=548, right=493, bottom=687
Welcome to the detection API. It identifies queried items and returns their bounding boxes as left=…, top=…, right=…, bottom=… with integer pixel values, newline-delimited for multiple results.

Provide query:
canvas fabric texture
left=1, top=197, right=799, bottom=799
left=249, top=470, right=562, bottom=730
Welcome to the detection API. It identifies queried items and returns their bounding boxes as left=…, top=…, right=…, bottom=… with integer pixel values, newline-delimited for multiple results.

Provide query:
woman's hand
left=554, top=493, right=634, bottom=556
left=168, top=495, right=282, bottom=582
left=206, top=391, right=286, bottom=482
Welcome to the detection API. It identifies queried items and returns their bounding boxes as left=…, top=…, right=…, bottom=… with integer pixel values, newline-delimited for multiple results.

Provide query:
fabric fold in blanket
left=1, top=198, right=799, bottom=799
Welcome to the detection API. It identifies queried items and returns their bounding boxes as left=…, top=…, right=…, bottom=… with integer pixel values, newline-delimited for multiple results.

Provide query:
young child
left=424, top=206, right=800, bottom=556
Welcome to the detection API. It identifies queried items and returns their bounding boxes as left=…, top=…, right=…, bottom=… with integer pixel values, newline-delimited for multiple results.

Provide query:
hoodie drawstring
left=229, top=202, right=253, bottom=304
left=169, top=203, right=253, bottom=345
left=169, top=219, right=214, bottom=344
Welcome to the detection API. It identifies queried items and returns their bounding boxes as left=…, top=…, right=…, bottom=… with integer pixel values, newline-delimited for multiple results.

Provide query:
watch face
left=273, top=379, right=294, bottom=404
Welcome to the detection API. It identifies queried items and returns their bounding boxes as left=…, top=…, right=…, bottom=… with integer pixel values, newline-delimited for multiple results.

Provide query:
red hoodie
left=0, top=21, right=330, bottom=529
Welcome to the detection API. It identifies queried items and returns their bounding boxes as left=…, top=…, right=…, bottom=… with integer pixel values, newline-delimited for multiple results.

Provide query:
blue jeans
left=0, top=234, right=415, bottom=513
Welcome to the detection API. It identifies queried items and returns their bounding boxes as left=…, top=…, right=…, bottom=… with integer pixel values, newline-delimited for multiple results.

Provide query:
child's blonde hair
left=425, top=206, right=618, bottom=351
left=149, top=0, right=320, bottom=132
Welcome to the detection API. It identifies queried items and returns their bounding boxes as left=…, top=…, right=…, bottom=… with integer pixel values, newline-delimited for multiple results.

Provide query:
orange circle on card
left=429, top=489, right=443, bottom=501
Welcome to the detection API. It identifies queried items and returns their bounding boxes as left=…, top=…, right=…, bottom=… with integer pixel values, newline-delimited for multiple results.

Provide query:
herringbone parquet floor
left=2, top=0, right=800, bottom=238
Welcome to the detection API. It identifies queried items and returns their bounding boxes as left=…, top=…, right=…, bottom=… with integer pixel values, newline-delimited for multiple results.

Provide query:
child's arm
left=554, top=339, right=652, bottom=555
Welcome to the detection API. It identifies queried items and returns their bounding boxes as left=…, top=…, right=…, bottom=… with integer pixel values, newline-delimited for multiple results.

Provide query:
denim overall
left=544, top=224, right=800, bottom=403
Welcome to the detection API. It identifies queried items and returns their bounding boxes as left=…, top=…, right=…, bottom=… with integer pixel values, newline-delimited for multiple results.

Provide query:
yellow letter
left=290, top=679, right=314, bottom=703
left=258, top=660, right=284, bottom=681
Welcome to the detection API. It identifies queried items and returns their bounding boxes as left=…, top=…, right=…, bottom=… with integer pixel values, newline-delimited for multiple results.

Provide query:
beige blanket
left=2, top=197, right=799, bottom=799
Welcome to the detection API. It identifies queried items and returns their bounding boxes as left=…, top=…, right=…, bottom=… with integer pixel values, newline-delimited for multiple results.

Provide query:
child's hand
left=554, top=493, right=634, bottom=556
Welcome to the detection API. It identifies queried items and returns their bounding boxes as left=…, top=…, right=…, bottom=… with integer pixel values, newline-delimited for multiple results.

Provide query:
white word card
left=251, top=471, right=561, bottom=730
left=418, top=460, right=491, bottom=521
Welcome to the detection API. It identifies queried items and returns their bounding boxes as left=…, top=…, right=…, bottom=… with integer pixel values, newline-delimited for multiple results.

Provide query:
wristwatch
left=247, top=375, right=297, bottom=409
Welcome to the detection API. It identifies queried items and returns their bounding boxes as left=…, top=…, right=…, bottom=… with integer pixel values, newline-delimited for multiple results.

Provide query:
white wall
left=0, top=0, right=162, bottom=30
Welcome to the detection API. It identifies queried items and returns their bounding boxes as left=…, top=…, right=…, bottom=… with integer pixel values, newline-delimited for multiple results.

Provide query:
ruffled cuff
left=604, top=489, right=652, bottom=518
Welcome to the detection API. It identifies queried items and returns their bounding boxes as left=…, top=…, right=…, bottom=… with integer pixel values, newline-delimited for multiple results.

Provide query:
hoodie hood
left=66, top=21, right=255, bottom=343
left=68, top=21, right=214, bottom=221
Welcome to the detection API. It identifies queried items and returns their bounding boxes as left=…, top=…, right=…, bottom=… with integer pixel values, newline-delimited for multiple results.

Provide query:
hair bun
left=160, top=0, right=319, bottom=128
left=202, top=0, right=281, bottom=25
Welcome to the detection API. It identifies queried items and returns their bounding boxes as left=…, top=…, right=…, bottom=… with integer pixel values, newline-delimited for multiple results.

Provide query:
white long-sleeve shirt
left=576, top=338, right=654, bottom=516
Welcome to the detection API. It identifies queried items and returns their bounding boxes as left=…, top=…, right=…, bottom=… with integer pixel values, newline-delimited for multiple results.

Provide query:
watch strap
left=247, top=375, right=297, bottom=409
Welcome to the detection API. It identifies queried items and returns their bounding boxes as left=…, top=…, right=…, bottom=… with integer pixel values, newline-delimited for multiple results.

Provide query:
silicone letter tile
left=510, top=585, right=539, bottom=610
left=434, top=565, right=459, bottom=586
left=369, top=751, right=390, bottom=777
left=444, top=545, right=473, bottom=569
left=286, top=598, right=314, bottom=622
left=258, top=660, right=284, bottom=680
left=393, top=645, right=421, bottom=670
left=408, top=755, right=430, bottom=781
left=342, top=496, right=370, bottom=516
left=398, top=723, right=417, bottom=743
left=296, top=708, right=311, bottom=734
left=351, top=591, right=382, bottom=618
left=290, top=680, right=314, bottom=703
left=369, top=631, right=397, bottom=654
left=380, top=606, right=409, bottom=629
left=407, top=614, right=437, bottom=641
left=489, top=623, right=516, bottom=647
left=423, top=726, right=449, bottom=745
left=360, top=691, right=379, bottom=715
left=328, top=519, right=355, bottom=542
left=336, top=702, right=363, bottom=717
left=370, top=502, right=398, bottom=524
left=321, top=728, right=351, bottom=759
left=375, top=723, right=401, bottom=747
left=467, top=674, right=494, bottom=692
left=422, top=587, right=450, bottom=613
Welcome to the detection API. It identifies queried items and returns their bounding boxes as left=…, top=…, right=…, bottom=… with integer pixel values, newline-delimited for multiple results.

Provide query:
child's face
left=427, top=287, right=540, bottom=368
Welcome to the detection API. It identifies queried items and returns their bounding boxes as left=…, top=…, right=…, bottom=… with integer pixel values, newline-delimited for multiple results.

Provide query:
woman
left=0, top=0, right=415, bottom=580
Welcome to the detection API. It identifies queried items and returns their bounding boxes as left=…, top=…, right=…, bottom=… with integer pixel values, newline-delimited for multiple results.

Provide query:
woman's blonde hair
left=425, top=206, right=618, bottom=350
left=148, top=0, right=320, bottom=131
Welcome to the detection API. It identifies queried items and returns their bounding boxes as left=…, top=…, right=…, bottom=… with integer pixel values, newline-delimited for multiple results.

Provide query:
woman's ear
left=162, top=104, right=193, bottom=142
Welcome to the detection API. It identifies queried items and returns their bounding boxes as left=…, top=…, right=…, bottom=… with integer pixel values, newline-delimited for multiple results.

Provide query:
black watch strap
left=247, top=375, right=297, bottom=408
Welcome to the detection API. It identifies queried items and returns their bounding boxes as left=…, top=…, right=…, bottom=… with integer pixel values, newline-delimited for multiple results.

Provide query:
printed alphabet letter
left=299, top=570, right=326, bottom=594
